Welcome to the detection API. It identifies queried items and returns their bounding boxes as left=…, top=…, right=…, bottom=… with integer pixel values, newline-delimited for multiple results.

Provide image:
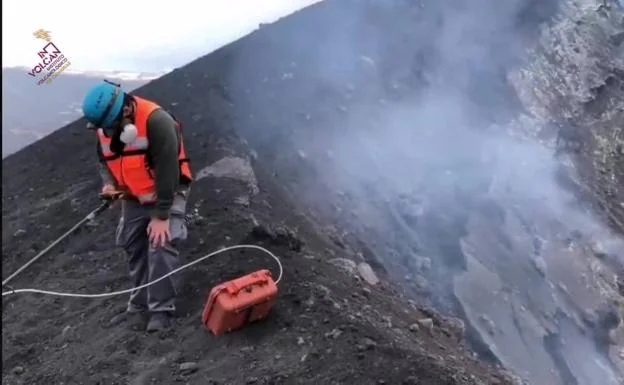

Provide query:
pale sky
left=2, top=0, right=322, bottom=72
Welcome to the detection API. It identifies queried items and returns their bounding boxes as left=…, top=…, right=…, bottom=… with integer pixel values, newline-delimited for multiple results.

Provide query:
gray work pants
left=115, top=190, right=189, bottom=314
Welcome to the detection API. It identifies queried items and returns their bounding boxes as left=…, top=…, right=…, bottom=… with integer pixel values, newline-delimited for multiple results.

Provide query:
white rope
left=2, top=202, right=111, bottom=287
left=2, top=244, right=283, bottom=298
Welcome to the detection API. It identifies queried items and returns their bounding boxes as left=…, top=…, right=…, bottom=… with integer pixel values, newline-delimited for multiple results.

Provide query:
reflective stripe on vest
left=96, top=96, right=193, bottom=204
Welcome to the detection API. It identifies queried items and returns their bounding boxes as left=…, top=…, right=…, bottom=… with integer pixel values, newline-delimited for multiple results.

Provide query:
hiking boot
left=128, top=312, right=148, bottom=331
left=146, top=312, right=173, bottom=332
left=127, top=303, right=147, bottom=314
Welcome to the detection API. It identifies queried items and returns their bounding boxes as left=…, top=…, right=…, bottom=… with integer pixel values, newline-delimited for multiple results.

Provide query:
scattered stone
left=608, top=328, right=619, bottom=345
left=13, top=229, right=26, bottom=237
left=445, top=317, right=466, bottom=340
left=328, top=233, right=346, bottom=249
left=103, top=312, right=127, bottom=328
left=234, top=195, right=250, bottom=207
left=361, top=337, right=377, bottom=350
left=357, top=262, right=379, bottom=285
left=11, top=366, right=24, bottom=376
left=413, top=275, right=429, bottom=291
left=167, top=351, right=183, bottom=363
left=297, top=337, right=305, bottom=345
left=501, top=370, right=526, bottom=385
left=531, top=256, right=547, bottom=277
left=409, top=323, right=420, bottom=332
left=412, top=255, right=432, bottom=272
left=196, top=156, right=259, bottom=195
left=250, top=224, right=303, bottom=251
left=418, top=318, right=434, bottom=331
left=479, top=314, right=497, bottom=336
left=85, top=218, right=100, bottom=227
left=590, top=240, right=609, bottom=259
left=251, top=224, right=276, bottom=239
left=325, top=328, right=342, bottom=339
left=61, top=325, right=72, bottom=340
left=328, top=258, right=357, bottom=275
left=179, top=362, right=199, bottom=374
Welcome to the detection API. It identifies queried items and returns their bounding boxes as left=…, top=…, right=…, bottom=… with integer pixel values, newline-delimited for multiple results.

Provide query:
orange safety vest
left=97, top=96, right=193, bottom=204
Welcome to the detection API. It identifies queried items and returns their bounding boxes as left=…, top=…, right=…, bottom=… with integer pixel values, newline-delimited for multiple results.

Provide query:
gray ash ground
left=1, top=130, right=513, bottom=385
left=4, top=1, right=622, bottom=384
left=1, top=2, right=521, bottom=383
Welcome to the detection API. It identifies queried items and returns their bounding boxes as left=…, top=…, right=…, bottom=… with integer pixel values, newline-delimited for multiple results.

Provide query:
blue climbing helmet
left=82, top=80, right=125, bottom=129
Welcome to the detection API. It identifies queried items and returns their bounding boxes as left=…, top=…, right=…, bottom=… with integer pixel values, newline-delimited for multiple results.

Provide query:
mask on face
left=101, top=120, right=137, bottom=144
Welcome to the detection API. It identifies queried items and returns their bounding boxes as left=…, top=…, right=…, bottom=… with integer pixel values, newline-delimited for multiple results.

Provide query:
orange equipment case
left=202, top=269, right=278, bottom=336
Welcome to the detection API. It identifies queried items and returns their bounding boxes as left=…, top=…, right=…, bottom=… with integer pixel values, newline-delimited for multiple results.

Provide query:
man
left=82, top=80, right=193, bottom=332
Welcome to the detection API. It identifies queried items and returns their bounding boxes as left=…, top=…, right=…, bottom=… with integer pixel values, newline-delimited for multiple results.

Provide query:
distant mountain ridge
left=2, top=67, right=167, bottom=157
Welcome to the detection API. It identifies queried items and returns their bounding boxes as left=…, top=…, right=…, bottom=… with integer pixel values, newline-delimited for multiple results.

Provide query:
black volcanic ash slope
left=1, top=1, right=516, bottom=385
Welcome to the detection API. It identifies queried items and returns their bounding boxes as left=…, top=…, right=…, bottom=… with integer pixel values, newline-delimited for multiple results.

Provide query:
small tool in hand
left=98, top=191, right=125, bottom=202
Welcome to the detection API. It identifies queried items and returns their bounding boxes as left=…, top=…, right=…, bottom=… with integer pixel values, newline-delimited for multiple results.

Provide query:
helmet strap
left=109, top=131, right=125, bottom=155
